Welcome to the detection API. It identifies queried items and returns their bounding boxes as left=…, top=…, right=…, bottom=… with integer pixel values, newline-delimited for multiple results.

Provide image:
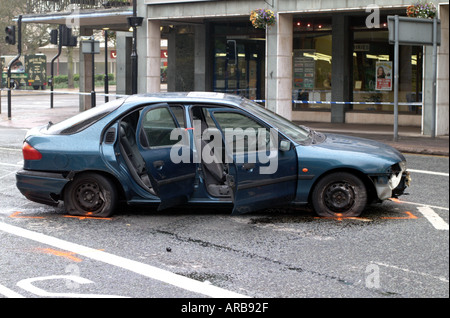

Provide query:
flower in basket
left=406, top=2, right=437, bottom=19
left=250, top=9, right=277, bottom=29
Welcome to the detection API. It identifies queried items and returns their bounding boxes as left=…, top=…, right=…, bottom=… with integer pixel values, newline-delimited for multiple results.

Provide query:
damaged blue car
left=16, top=92, right=410, bottom=218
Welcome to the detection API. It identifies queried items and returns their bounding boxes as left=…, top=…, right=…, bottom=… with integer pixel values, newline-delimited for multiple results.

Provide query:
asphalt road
left=0, top=126, right=448, bottom=303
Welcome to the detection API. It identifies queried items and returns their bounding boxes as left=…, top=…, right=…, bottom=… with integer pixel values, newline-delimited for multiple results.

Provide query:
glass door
left=213, top=38, right=265, bottom=101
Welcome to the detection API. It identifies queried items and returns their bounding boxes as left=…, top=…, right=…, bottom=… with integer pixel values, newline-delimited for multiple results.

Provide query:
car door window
left=212, top=111, right=275, bottom=154
left=170, top=105, right=186, bottom=128
left=141, top=106, right=183, bottom=148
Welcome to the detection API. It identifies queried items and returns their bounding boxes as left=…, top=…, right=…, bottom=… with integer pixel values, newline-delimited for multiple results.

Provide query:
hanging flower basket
left=250, top=9, right=277, bottom=29
left=406, top=2, right=437, bottom=19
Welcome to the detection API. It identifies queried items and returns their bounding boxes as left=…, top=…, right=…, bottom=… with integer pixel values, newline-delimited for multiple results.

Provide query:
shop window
left=292, top=15, right=423, bottom=114
left=353, top=30, right=422, bottom=114
left=292, top=18, right=332, bottom=110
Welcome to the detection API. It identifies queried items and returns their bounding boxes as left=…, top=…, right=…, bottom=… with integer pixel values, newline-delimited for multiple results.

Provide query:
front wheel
left=311, top=172, right=367, bottom=217
left=64, top=172, right=118, bottom=218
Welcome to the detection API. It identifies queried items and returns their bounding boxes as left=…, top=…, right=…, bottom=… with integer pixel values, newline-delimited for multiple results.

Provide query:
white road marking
left=374, top=262, right=449, bottom=283
left=17, top=275, right=127, bottom=298
left=417, top=206, right=449, bottom=231
left=408, top=169, right=449, bottom=177
left=0, top=162, right=21, bottom=168
left=0, top=221, right=249, bottom=298
left=390, top=199, right=449, bottom=211
left=0, top=147, right=21, bottom=152
left=0, top=283, right=25, bottom=298
left=0, top=171, right=16, bottom=180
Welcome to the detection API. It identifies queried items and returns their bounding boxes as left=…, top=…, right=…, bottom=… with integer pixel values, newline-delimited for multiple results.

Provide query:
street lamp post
left=81, top=37, right=100, bottom=109
left=131, top=23, right=137, bottom=95
left=50, top=25, right=63, bottom=109
left=7, top=15, right=22, bottom=120
left=128, top=1, right=143, bottom=95
left=104, top=29, right=109, bottom=103
left=91, top=38, right=96, bottom=108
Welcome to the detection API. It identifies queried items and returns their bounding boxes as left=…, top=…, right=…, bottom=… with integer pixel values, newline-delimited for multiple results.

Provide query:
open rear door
left=136, top=104, right=196, bottom=210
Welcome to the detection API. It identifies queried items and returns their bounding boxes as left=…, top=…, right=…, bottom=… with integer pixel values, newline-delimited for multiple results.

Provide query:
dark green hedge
left=51, top=74, right=115, bottom=84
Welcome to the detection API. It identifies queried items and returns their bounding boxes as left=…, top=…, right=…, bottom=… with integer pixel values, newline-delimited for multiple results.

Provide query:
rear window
left=44, top=98, right=125, bottom=135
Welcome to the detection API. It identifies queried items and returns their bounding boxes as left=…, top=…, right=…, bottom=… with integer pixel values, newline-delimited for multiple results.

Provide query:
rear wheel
left=64, top=172, right=117, bottom=218
left=311, top=172, right=367, bottom=217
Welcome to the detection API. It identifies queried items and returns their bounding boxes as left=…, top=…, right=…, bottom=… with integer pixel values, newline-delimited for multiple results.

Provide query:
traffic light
left=50, top=29, right=58, bottom=45
left=61, top=25, right=77, bottom=47
left=5, top=26, right=16, bottom=45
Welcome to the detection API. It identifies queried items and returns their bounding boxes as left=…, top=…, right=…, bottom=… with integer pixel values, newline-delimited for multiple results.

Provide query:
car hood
left=315, top=133, right=406, bottom=162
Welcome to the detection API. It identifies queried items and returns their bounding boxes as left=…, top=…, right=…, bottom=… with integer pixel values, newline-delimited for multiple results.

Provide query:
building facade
left=118, top=0, right=446, bottom=136
left=21, top=0, right=449, bottom=135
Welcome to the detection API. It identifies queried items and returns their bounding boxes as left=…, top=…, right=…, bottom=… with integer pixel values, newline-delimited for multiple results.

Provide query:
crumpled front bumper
left=373, top=162, right=411, bottom=201
left=392, top=171, right=411, bottom=198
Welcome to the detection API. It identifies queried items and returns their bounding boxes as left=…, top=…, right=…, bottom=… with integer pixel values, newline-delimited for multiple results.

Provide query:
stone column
left=425, top=4, right=450, bottom=136
left=167, top=26, right=195, bottom=92
left=145, top=20, right=161, bottom=93
left=115, top=32, right=132, bottom=96
left=194, top=24, right=207, bottom=91
left=331, top=14, right=353, bottom=123
left=79, top=27, right=93, bottom=111
left=266, top=13, right=293, bottom=120
left=422, top=18, right=448, bottom=137
left=436, top=4, right=449, bottom=135
left=167, top=30, right=176, bottom=92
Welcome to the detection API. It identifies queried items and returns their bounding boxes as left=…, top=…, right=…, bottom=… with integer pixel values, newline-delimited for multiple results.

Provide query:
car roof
left=124, top=92, right=245, bottom=107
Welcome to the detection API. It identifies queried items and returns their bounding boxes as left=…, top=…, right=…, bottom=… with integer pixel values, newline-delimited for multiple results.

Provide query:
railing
left=26, top=0, right=132, bottom=14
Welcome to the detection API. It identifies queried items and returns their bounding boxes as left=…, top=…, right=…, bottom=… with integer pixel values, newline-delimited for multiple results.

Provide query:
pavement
left=303, top=121, right=449, bottom=157
left=0, top=89, right=448, bottom=156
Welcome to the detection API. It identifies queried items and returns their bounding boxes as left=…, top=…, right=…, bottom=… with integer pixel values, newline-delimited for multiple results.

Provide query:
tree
left=0, top=0, right=26, bottom=56
left=0, top=0, right=53, bottom=56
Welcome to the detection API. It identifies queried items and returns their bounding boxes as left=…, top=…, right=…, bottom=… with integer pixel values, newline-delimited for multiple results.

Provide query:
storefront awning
left=16, top=9, right=133, bottom=31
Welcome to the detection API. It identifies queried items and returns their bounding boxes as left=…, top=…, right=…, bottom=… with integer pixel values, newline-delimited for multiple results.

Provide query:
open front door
left=136, top=104, right=196, bottom=210
left=208, top=109, right=298, bottom=214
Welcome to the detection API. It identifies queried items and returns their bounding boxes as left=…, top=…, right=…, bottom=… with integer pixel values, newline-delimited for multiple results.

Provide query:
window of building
left=352, top=29, right=423, bottom=114
left=292, top=18, right=332, bottom=110
left=292, top=14, right=423, bottom=114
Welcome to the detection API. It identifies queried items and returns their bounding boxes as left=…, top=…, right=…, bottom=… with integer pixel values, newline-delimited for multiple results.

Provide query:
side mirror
left=279, top=140, right=291, bottom=152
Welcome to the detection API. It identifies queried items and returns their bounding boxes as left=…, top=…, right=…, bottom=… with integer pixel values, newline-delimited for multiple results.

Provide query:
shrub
left=49, top=73, right=114, bottom=84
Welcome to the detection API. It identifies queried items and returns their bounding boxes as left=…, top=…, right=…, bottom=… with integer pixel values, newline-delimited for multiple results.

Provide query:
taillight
left=22, top=142, right=42, bottom=160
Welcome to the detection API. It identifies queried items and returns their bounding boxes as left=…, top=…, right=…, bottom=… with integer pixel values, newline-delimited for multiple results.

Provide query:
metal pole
left=131, top=0, right=138, bottom=94
left=7, top=15, right=22, bottom=120
left=50, top=25, right=63, bottom=109
left=393, top=15, right=399, bottom=142
left=430, top=17, right=437, bottom=139
left=91, top=38, right=96, bottom=108
left=104, top=30, right=109, bottom=103
left=0, top=58, right=2, bottom=114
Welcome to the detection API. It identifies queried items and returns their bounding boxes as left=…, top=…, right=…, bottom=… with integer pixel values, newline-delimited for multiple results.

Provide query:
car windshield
left=240, top=99, right=310, bottom=144
left=44, top=98, right=125, bottom=135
